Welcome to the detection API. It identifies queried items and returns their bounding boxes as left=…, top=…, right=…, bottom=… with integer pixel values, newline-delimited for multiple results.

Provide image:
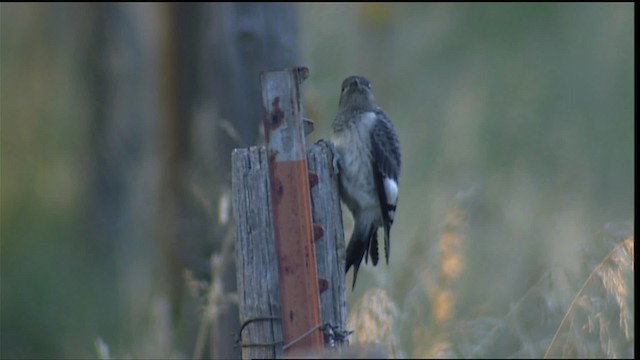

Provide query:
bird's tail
left=345, top=217, right=379, bottom=290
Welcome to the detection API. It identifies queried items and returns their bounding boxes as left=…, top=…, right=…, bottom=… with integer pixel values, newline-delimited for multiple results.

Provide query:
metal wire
left=235, top=316, right=351, bottom=350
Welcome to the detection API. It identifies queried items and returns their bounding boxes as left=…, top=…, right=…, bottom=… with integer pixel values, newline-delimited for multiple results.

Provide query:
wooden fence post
left=231, top=67, right=347, bottom=359
left=307, top=142, right=348, bottom=347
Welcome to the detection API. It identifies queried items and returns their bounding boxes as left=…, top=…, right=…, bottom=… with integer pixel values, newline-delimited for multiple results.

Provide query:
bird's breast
left=331, top=112, right=378, bottom=212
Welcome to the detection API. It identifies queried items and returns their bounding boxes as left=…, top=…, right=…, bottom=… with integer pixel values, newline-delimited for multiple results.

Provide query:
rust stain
left=263, top=96, right=285, bottom=144
left=318, top=278, right=329, bottom=294
left=274, top=178, right=284, bottom=198
left=308, top=171, right=319, bottom=188
left=270, top=96, right=285, bottom=129
left=313, top=224, right=324, bottom=242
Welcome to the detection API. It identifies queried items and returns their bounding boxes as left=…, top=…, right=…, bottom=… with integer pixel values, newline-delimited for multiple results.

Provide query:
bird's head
left=339, top=75, right=377, bottom=112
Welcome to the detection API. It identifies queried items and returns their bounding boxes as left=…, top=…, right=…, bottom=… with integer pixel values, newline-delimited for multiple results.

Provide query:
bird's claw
left=315, top=138, right=340, bottom=175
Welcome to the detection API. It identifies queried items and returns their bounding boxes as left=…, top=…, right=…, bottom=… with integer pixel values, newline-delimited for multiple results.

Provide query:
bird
left=330, top=75, right=401, bottom=289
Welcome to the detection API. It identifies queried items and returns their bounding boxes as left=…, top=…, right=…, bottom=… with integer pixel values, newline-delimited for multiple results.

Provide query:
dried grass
left=544, top=236, right=634, bottom=358
left=347, top=288, right=402, bottom=358
left=395, top=190, right=634, bottom=359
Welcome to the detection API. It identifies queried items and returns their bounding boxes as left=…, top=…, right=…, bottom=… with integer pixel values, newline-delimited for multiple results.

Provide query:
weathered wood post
left=261, top=67, right=323, bottom=354
left=232, top=67, right=347, bottom=359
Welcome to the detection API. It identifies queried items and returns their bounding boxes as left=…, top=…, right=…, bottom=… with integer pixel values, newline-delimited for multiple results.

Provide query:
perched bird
left=331, top=75, right=401, bottom=289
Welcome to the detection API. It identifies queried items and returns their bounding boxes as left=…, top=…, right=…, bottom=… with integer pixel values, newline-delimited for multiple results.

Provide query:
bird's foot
left=315, top=138, right=340, bottom=175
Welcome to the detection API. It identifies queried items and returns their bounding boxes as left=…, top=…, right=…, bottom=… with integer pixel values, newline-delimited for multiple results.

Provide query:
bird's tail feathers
left=383, top=223, right=390, bottom=265
left=345, top=218, right=379, bottom=290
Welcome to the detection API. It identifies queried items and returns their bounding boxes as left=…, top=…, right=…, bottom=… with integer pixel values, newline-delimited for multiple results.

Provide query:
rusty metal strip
left=260, top=67, right=323, bottom=355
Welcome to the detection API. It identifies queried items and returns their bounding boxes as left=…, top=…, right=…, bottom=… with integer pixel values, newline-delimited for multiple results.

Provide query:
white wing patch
left=383, top=177, right=398, bottom=221
left=383, top=177, right=398, bottom=204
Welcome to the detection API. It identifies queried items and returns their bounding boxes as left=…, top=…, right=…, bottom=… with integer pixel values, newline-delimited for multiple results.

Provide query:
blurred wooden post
left=232, top=67, right=347, bottom=359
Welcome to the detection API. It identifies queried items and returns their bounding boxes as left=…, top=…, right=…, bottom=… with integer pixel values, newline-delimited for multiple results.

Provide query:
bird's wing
left=370, top=109, right=401, bottom=264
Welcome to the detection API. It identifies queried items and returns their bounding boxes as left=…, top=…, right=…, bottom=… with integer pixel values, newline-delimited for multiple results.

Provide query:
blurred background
left=0, top=3, right=634, bottom=359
